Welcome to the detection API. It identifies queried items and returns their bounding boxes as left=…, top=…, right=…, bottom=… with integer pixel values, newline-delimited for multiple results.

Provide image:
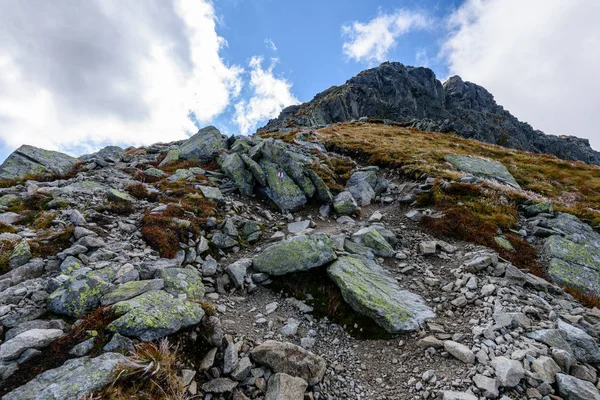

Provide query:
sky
left=0, top=0, right=599, bottom=163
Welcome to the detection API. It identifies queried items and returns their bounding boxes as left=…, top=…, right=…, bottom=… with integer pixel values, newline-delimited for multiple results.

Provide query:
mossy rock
left=253, top=234, right=337, bottom=276
left=358, top=228, right=395, bottom=257
left=494, top=236, right=514, bottom=251
left=144, top=167, right=167, bottom=178
left=333, top=191, right=358, bottom=215
left=0, top=195, right=21, bottom=208
left=307, top=169, right=333, bottom=203
left=524, top=201, right=553, bottom=217
left=106, top=189, right=136, bottom=204
left=108, top=290, right=205, bottom=341
left=100, top=279, right=165, bottom=306
left=0, top=145, right=79, bottom=180
left=218, top=153, right=254, bottom=196
left=179, top=126, right=227, bottom=162
left=8, top=239, right=32, bottom=269
left=158, top=148, right=180, bottom=167
left=167, top=169, right=195, bottom=182
left=155, top=268, right=205, bottom=299
left=259, top=159, right=307, bottom=212
left=327, top=255, right=435, bottom=332
left=241, top=153, right=267, bottom=187
left=48, top=271, right=112, bottom=317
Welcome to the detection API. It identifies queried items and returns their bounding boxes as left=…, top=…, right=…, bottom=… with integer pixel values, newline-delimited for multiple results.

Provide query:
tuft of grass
left=126, top=183, right=158, bottom=202
left=0, top=240, right=16, bottom=274
left=159, top=160, right=203, bottom=175
left=29, top=225, right=74, bottom=258
left=0, top=222, right=18, bottom=234
left=32, top=212, right=56, bottom=230
left=99, top=339, right=185, bottom=400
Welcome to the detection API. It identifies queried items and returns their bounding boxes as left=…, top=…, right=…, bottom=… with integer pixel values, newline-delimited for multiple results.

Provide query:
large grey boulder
left=556, top=319, right=600, bottom=364
left=218, top=153, right=254, bottom=196
left=108, top=290, right=204, bottom=341
left=327, top=255, right=435, bottom=332
left=179, top=126, right=227, bottom=162
left=155, top=267, right=205, bottom=299
left=0, top=329, right=63, bottom=361
left=556, top=373, right=600, bottom=400
left=48, top=271, right=112, bottom=317
left=445, top=155, right=520, bottom=189
left=3, top=352, right=125, bottom=400
left=0, top=145, right=79, bottom=180
left=253, top=234, right=337, bottom=276
left=540, top=213, right=600, bottom=296
left=259, top=159, right=307, bottom=211
left=100, top=279, right=165, bottom=306
left=250, top=340, right=326, bottom=385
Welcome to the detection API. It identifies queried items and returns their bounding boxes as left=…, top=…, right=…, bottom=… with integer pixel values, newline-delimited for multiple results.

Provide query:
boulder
left=346, top=171, right=376, bottom=206
left=218, top=153, right=254, bottom=196
left=333, top=191, right=358, bottom=215
left=444, top=341, right=475, bottom=364
left=8, top=240, right=31, bottom=269
left=250, top=340, right=326, bottom=385
left=556, top=319, right=600, bottom=364
left=556, top=373, right=600, bottom=400
left=307, top=170, right=333, bottom=203
left=327, top=255, right=435, bottom=332
left=253, top=234, right=337, bottom=276
left=241, top=153, right=267, bottom=187
left=226, top=258, right=252, bottom=288
left=259, top=159, right=307, bottom=211
left=3, top=353, right=125, bottom=400
left=48, top=271, right=112, bottom=317
left=0, top=145, right=79, bottom=180
left=352, top=227, right=394, bottom=257
left=158, top=148, right=180, bottom=167
left=266, top=373, right=308, bottom=400
left=199, top=185, right=225, bottom=202
left=524, top=201, right=553, bottom=217
left=106, top=189, right=136, bottom=204
left=0, top=329, right=63, bottom=361
left=155, top=268, right=205, bottom=299
left=108, top=290, right=204, bottom=341
left=100, top=279, right=164, bottom=306
left=179, top=126, right=227, bottom=162
left=444, top=155, right=520, bottom=189
left=491, top=356, right=524, bottom=387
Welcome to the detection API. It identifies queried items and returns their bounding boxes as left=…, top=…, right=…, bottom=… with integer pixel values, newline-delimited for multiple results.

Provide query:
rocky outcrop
left=0, top=145, right=79, bottom=180
left=444, top=155, right=520, bottom=189
left=261, top=62, right=600, bottom=165
left=179, top=125, right=228, bottom=162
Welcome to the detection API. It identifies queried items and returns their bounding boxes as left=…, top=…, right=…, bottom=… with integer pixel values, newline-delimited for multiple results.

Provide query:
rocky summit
left=0, top=117, right=599, bottom=400
left=261, top=62, right=600, bottom=165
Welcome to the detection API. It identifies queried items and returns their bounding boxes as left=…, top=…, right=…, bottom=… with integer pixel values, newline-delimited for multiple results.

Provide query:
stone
left=473, top=374, right=499, bottom=399
left=346, top=170, right=378, bottom=206
left=307, top=169, right=333, bottom=203
left=265, top=373, right=308, bottom=400
left=328, top=255, right=435, bottom=332
left=253, top=234, right=337, bottom=276
left=0, top=212, right=21, bottom=226
left=202, top=378, right=238, bottom=393
left=144, top=167, right=167, bottom=178
left=352, top=227, right=395, bottom=257
left=108, top=290, right=205, bottom=341
left=419, top=241, right=437, bottom=255
left=226, top=258, right=252, bottom=288
left=223, top=336, right=238, bottom=374
left=287, top=220, right=311, bottom=234
left=70, top=210, right=87, bottom=226
left=179, top=126, right=227, bottom=162
left=69, top=337, right=95, bottom=356
left=211, top=233, right=238, bottom=249
left=444, top=155, right=520, bottom=189
left=491, top=356, right=524, bottom=387
left=218, top=153, right=254, bottom=196
left=155, top=268, right=205, bottom=299
left=333, top=191, right=358, bottom=215
left=158, top=147, right=180, bottom=167
left=48, top=272, right=112, bottom=317
left=525, top=201, right=553, bottom=217
left=199, top=185, right=225, bottom=202
left=443, top=341, right=475, bottom=364
left=531, top=356, right=561, bottom=383
left=250, top=340, right=326, bottom=386
left=3, top=352, right=125, bottom=400
left=442, top=391, right=478, bottom=400
left=8, top=240, right=32, bottom=269
left=241, top=153, right=267, bottom=186
left=100, top=279, right=164, bottom=306
left=106, top=188, right=136, bottom=204
left=231, top=356, right=253, bottom=381
left=0, top=145, right=79, bottom=180
left=556, top=319, right=600, bottom=364
left=259, top=159, right=307, bottom=212
left=418, top=335, right=444, bottom=349
left=556, top=373, right=600, bottom=400
left=103, top=332, right=135, bottom=353
left=0, top=329, right=63, bottom=360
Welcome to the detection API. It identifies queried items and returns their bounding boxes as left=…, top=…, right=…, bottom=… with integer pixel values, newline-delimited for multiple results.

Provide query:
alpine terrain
left=0, top=63, right=599, bottom=400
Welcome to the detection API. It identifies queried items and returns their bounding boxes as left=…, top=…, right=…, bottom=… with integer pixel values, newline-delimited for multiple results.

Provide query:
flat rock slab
left=3, top=352, right=125, bottom=400
left=0, top=145, right=79, bottom=180
left=445, top=155, right=520, bottom=189
left=556, top=373, right=600, bottom=400
left=250, top=340, right=326, bottom=386
left=199, top=185, right=225, bottom=202
left=155, top=268, right=205, bottom=299
left=100, top=279, right=164, bottom=306
left=0, top=328, right=63, bottom=361
left=253, top=234, right=337, bottom=276
left=327, top=255, right=435, bottom=332
left=108, top=290, right=204, bottom=341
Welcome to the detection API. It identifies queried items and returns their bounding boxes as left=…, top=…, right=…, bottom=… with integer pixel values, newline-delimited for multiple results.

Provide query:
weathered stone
left=199, top=185, right=225, bottom=202
left=100, top=279, right=164, bottom=306
left=144, top=167, right=167, bottom=178
left=106, top=188, right=136, bottom=204
left=445, top=156, right=520, bottom=188
left=218, top=153, right=254, bottom=196
left=69, top=337, right=95, bottom=356
left=3, top=352, right=125, bottom=400
left=231, top=356, right=253, bottom=381
left=108, top=290, right=204, bottom=341
left=179, top=126, right=227, bottom=162
left=8, top=240, right=31, bottom=269
left=491, top=356, right=524, bottom=387
left=352, top=227, right=395, bottom=257
left=241, top=153, right=267, bottom=187
left=226, top=258, right=252, bottom=288
left=328, top=255, right=435, bottom=332
left=155, top=268, right=205, bottom=299
left=442, top=391, right=478, bottom=400
left=259, top=159, right=307, bottom=211
left=524, top=201, right=553, bottom=217
left=0, top=329, right=63, bottom=360
left=253, top=234, right=337, bottom=276
left=158, top=148, right=180, bottom=167
left=202, top=378, right=238, bottom=393
left=265, top=373, right=308, bottom=400
left=556, top=319, right=600, bottom=364
left=531, top=356, right=561, bottom=383
left=444, top=341, right=475, bottom=364
left=48, top=272, right=112, bottom=317
left=250, top=340, right=326, bottom=386
left=472, top=374, right=499, bottom=399
left=556, top=373, right=600, bottom=400
left=0, top=145, right=79, bottom=180
left=333, top=191, right=358, bottom=215
left=103, top=332, right=135, bottom=353
left=211, top=233, right=238, bottom=249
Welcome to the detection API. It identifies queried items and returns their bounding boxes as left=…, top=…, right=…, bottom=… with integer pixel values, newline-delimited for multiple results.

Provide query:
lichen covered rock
left=155, top=267, right=205, bottom=299
left=253, top=234, right=337, bottom=276
left=218, top=153, right=254, bottom=196
left=327, top=255, right=435, bottom=332
left=259, top=159, right=307, bottom=211
left=445, top=155, right=520, bottom=189
left=333, top=191, right=358, bottom=215
left=108, top=290, right=204, bottom=341
left=0, top=145, right=79, bottom=180
left=179, top=125, right=227, bottom=162
left=48, top=271, right=112, bottom=317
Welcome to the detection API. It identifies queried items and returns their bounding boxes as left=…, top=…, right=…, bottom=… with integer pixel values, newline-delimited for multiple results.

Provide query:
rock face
left=250, top=340, right=326, bottom=386
left=253, top=234, right=337, bottom=276
left=327, top=255, right=435, bottom=332
left=539, top=213, right=600, bottom=296
left=444, top=155, right=520, bottom=189
left=3, top=352, right=125, bottom=400
left=261, top=62, right=600, bottom=165
left=178, top=126, right=227, bottom=162
left=0, top=145, right=79, bottom=180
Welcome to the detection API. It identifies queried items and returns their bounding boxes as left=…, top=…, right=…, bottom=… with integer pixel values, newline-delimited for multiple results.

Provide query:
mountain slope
left=261, top=62, right=600, bottom=165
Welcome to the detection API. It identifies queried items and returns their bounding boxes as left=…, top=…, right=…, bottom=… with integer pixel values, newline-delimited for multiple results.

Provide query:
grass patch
left=97, top=339, right=185, bottom=400
left=0, top=222, right=18, bottom=234
left=126, top=183, right=158, bottom=202
left=0, top=241, right=15, bottom=274
left=29, top=225, right=74, bottom=258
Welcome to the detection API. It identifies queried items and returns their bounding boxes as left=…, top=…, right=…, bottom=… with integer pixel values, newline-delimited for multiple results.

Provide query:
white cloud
left=264, top=38, right=278, bottom=52
left=0, top=0, right=243, bottom=156
left=443, top=0, right=600, bottom=150
left=342, top=10, right=431, bottom=64
left=234, top=57, right=298, bottom=134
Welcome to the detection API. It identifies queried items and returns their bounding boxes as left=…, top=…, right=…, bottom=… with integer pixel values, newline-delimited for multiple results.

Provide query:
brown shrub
left=126, top=183, right=158, bottom=202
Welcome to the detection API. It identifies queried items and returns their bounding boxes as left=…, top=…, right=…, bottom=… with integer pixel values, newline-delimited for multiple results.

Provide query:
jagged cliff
left=261, top=62, right=600, bottom=165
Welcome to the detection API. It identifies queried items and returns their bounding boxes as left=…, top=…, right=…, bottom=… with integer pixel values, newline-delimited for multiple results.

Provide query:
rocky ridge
left=261, top=62, right=600, bottom=165
left=0, top=125, right=598, bottom=399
